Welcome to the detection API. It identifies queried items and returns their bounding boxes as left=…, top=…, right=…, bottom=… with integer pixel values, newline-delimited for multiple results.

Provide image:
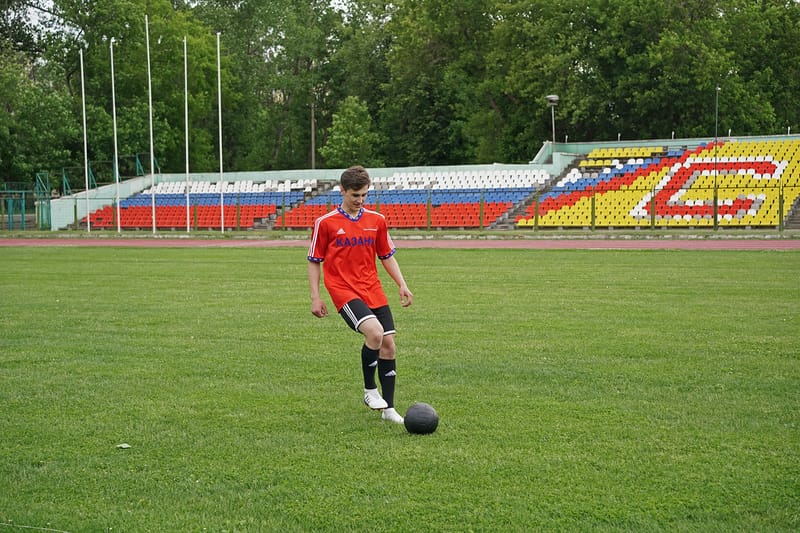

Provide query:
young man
left=308, top=165, right=413, bottom=424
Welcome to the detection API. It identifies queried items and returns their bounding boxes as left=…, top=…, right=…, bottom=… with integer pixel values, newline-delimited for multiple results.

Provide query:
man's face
left=341, top=184, right=369, bottom=215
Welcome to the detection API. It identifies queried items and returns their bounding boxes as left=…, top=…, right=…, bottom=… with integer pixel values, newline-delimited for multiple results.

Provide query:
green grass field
left=1, top=246, right=798, bottom=531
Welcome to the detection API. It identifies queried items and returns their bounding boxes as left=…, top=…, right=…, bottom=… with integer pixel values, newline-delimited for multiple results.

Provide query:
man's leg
left=377, top=334, right=397, bottom=408
left=340, top=300, right=388, bottom=410
left=358, top=317, right=388, bottom=410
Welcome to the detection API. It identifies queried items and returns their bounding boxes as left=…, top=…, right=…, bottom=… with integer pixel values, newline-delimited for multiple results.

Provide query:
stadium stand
left=78, top=138, right=799, bottom=231
left=275, top=168, right=550, bottom=229
left=87, top=179, right=309, bottom=229
left=517, top=138, right=800, bottom=228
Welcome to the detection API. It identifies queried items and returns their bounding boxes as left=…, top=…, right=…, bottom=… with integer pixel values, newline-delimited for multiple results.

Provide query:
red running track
left=1, top=237, right=799, bottom=250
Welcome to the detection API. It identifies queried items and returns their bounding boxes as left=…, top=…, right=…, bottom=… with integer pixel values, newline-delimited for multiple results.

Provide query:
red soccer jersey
left=308, top=207, right=397, bottom=311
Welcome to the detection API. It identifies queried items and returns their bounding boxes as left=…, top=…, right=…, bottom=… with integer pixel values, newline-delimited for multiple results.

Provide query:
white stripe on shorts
left=342, top=302, right=376, bottom=331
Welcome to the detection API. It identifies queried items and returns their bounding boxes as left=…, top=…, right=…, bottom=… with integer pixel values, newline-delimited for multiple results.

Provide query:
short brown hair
left=339, top=165, right=371, bottom=191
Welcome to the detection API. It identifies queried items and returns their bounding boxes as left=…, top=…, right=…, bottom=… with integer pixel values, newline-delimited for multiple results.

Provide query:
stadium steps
left=257, top=180, right=335, bottom=229
left=490, top=188, right=551, bottom=229
left=498, top=166, right=576, bottom=229
left=785, top=196, right=800, bottom=229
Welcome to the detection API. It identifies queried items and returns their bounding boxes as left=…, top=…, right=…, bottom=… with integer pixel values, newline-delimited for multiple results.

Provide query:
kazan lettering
left=335, top=235, right=375, bottom=248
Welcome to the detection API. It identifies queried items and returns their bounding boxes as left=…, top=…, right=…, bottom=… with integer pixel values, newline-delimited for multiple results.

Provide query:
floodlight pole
left=217, top=32, right=224, bottom=233
left=546, top=94, right=559, bottom=145
left=80, top=48, right=90, bottom=233
left=310, top=60, right=316, bottom=170
left=184, top=36, right=191, bottom=233
left=714, top=85, right=720, bottom=230
left=714, top=86, right=720, bottom=142
left=311, top=99, right=316, bottom=170
left=146, top=15, right=156, bottom=234
left=110, top=38, right=121, bottom=234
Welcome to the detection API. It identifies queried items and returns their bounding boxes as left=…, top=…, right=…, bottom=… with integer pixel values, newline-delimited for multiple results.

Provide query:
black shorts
left=339, top=299, right=396, bottom=335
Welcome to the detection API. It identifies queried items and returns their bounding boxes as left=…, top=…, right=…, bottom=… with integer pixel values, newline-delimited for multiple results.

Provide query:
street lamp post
left=546, top=94, right=559, bottom=145
left=714, top=85, right=720, bottom=141
left=713, top=85, right=720, bottom=230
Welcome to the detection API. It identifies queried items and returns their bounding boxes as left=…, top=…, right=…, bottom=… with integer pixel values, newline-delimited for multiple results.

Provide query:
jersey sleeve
left=307, top=216, right=329, bottom=262
left=376, top=215, right=396, bottom=260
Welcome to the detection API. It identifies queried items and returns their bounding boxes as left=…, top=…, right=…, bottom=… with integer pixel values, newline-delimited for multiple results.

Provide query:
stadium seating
left=517, top=139, right=800, bottom=228
left=274, top=169, right=549, bottom=229
left=86, top=179, right=310, bottom=229
left=83, top=139, right=800, bottom=231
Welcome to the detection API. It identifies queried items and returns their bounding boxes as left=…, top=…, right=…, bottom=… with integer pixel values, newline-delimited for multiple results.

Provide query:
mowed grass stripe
left=1, top=247, right=798, bottom=531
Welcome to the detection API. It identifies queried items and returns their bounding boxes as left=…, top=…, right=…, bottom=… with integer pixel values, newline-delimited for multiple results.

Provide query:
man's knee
left=360, top=318, right=385, bottom=348
left=379, top=336, right=396, bottom=360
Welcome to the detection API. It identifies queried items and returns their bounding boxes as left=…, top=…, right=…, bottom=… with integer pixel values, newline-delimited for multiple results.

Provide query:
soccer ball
left=404, top=402, right=439, bottom=434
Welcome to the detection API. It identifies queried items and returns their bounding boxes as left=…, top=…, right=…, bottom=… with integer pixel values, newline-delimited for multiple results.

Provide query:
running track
left=2, top=237, right=799, bottom=250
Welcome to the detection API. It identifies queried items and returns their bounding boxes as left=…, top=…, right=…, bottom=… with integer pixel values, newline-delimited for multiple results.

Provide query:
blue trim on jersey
left=338, top=205, right=364, bottom=221
left=378, top=248, right=396, bottom=260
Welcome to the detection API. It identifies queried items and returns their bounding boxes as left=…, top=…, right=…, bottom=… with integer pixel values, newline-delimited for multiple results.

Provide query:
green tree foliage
left=721, top=0, right=800, bottom=135
left=192, top=0, right=341, bottom=171
left=0, top=44, right=78, bottom=181
left=2, top=0, right=799, bottom=184
left=0, top=46, right=23, bottom=177
left=51, top=0, right=222, bottom=175
left=381, top=0, right=494, bottom=165
left=326, top=0, right=393, bottom=155
left=318, top=95, right=384, bottom=168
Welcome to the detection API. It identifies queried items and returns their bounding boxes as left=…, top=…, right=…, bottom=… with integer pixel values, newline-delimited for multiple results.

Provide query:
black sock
left=378, top=359, right=397, bottom=408
left=361, top=344, right=379, bottom=390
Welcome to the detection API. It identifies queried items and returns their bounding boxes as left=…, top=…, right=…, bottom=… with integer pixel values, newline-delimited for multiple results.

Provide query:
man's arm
left=308, top=261, right=329, bottom=317
left=381, top=255, right=413, bottom=307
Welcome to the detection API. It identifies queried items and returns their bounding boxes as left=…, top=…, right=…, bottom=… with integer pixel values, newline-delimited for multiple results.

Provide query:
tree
left=3, top=0, right=800, bottom=182
left=720, top=0, right=800, bottom=135
left=380, top=0, right=494, bottom=166
left=0, top=0, right=40, bottom=54
left=0, top=45, right=23, bottom=180
left=481, top=0, right=576, bottom=160
left=193, top=0, right=341, bottom=170
left=49, top=0, right=222, bottom=174
left=326, top=0, right=393, bottom=135
left=319, top=95, right=383, bottom=168
left=0, top=42, right=78, bottom=183
left=484, top=0, right=799, bottom=149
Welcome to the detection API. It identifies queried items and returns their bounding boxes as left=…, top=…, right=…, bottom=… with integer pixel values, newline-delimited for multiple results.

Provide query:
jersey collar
left=338, top=205, right=364, bottom=221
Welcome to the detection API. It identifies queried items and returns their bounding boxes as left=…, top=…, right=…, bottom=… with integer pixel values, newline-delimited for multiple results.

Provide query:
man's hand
left=399, top=286, right=413, bottom=307
left=311, top=298, right=329, bottom=318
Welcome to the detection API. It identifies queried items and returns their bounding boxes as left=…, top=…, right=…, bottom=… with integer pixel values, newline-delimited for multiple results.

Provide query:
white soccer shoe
left=381, top=408, right=404, bottom=424
left=364, top=388, right=388, bottom=410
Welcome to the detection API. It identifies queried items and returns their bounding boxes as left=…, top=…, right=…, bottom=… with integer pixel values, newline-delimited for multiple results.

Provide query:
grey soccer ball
left=404, top=402, right=439, bottom=434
